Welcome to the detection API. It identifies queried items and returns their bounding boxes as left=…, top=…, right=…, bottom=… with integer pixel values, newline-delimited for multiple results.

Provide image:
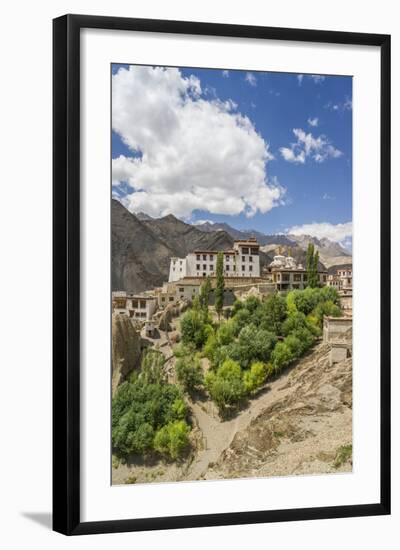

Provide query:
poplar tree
left=306, top=243, right=319, bottom=288
left=215, top=252, right=225, bottom=320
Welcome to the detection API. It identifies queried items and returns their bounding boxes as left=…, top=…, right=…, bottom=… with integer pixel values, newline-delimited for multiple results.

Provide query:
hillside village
left=111, top=201, right=353, bottom=485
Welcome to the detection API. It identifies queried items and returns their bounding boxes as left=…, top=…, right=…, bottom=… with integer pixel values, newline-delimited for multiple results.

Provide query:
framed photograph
left=53, top=14, right=391, bottom=535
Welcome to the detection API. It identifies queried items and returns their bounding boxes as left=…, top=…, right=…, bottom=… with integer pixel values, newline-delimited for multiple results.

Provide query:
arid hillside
left=204, top=341, right=352, bottom=480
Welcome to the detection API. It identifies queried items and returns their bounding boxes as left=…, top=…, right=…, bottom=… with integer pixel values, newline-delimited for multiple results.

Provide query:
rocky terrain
left=113, top=198, right=351, bottom=291
left=205, top=342, right=352, bottom=480
left=112, top=338, right=352, bottom=485
left=112, top=313, right=142, bottom=394
left=112, top=199, right=273, bottom=293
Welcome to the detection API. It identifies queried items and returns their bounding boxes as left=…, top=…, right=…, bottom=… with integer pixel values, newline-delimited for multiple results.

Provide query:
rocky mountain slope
left=204, top=340, right=352, bottom=480
left=112, top=199, right=351, bottom=291
left=195, top=220, right=352, bottom=268
left=112, top=200, right=273, bottom=292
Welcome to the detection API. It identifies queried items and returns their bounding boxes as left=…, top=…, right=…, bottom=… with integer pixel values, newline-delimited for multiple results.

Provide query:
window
left=242, top=247, right=249, bottom=254
left=250, top=247, right=259, bottom=255
left=282, top=274, right=290, bottom=282
left=209, top=265, right=214, bottom=271
left=132, top=299, right=138, bottom=308
left=242, top=256, right=246, bottom=262
left=180, top=260, right=183, bottom=264
left=203, top=273, right=206, bottom=277
left=196, top=254, right=200, bottom=261
left=139, top=300, right=146, bottom=308
left=203, top=264, right=207, bottom=270
left=294, top=274, right=302, bottom=282
left=242, top=265, right=245, bottom=271
left=225, top=255, right=230, bottom=261
left=226, top=265, right=230, bottom=271
left=161, top=297, right=165, bottom=302
left=209, top=254, right=214, bottom=261
left=249, top=265, right=253, bottom=272
left=169, top=297, right=174, bottom=302
left=249, top=256, right=253, bottom=262
left=233, top=265, right=236, bottom=271
left=196, top=264, right=200, bottom=270
left=203, top=254, right=207, bottom=261
left=179, top=287, right=184, bottom=292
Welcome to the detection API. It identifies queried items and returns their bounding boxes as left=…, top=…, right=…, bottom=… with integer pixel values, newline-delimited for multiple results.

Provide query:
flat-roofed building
left=327, top=266, right=352, bottom=291
left=112, top=291, right=157, bottom=321
left=265, top=253, right=327, bottom=291
left=168, top=238, right=261, bottom=282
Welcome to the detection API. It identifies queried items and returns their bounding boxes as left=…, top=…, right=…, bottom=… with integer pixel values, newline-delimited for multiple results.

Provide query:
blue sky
left=112, top=64, right=352, bottom=247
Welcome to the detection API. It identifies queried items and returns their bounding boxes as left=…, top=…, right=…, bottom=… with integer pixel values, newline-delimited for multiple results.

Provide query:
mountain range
left=112, top=199, right=352, bottom=292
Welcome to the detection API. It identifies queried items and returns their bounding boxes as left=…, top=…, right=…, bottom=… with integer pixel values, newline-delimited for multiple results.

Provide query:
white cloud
left=112, top=65, right=283, bottom=219
left=286, top=221, right=352, bottom=246
left=310, top=74, right=325, bottom=84
left=325, top=97, right=352, bottom=112
left=194, top=219, right=215, bottom=225
left=322, top=192, right=334, bottom=200
left=307, top=117, right=319, bottom=127
left=279, top=128, right=342, bottom=164
left=222, top=70, right=229, bottom=78
left=245, top=72, right=257, bottom=86
left=297, top=74, right=325, bottom=86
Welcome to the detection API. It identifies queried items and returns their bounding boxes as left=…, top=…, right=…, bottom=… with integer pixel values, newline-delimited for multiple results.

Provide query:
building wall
left=169, top=257, right=187, bottom=282
left=323, top=316, right=352, bottom=344
left=169, top=246, right=260, bottom=282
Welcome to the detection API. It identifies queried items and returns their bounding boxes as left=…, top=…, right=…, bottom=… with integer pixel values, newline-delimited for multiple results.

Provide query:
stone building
left=323, top=315, right=352, bottom=366
left=168, top=238, right=261, bottom=282
left=264, top=253, right=327, bottom=291
left=327, top=266, right=352, bottom=291
left=112, top=291, right=157, bottom=321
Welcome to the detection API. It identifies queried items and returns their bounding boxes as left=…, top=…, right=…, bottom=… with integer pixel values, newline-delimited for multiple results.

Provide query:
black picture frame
left=53, top=14, right=391, bottom=536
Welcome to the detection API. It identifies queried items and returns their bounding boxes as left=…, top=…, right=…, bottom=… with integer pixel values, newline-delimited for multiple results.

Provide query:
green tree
left=176, top=356, right=204, bottom=393
left=215, top=251, right=225, bottom=320
left=271, top=341, right=294, bottom=374
left=199, top=276, right=212, bottom=312
left=153, top=420, right=190, bottom=460
left=180, top=308, right=211, bottom=348
left=243, top=361, right=267, bottom=393
left=140, top=349, right=166, bottom=384
left=205, top=358, right=246, bottom=413
left=306, top=243, right=319, bottom=288
left=259, top=294, right=287, bottom=334
left=228, top=324, right=277, bottom=369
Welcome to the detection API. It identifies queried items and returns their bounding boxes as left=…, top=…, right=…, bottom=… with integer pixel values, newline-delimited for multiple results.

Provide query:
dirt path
left=185, top=367, right=295, bottom=480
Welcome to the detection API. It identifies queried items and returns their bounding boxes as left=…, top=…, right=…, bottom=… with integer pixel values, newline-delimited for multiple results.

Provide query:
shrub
left=313, top=300, right=341, bottom=323
left=154, top=420, right=190, bottom=459
left=228, top=325, right=277, bottom=369
left=180, top=308, right=212, bottom=348
left=243, top=361, right=267, bottom=393
left=271, top=341, right=294, bottom=373
left=176, top=356, right=204, bottom=393
left=140, top=349, right=166, bottom=384
left=281, top=311, right=308, bottom=336
left=217, top=319, right=237, bottom=346
left=112, top=377, right=187, bottom=457
left=283, top=334, right=303, bottom=359
left=257, top=294, right=287, bottom=334
left=205, top=358, right=246, bottom=412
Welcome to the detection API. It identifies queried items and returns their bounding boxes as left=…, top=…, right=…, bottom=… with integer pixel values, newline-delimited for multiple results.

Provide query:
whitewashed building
left=168, top=238, right=261, bottom=282
left=265, top=253, right=327, bottom=290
